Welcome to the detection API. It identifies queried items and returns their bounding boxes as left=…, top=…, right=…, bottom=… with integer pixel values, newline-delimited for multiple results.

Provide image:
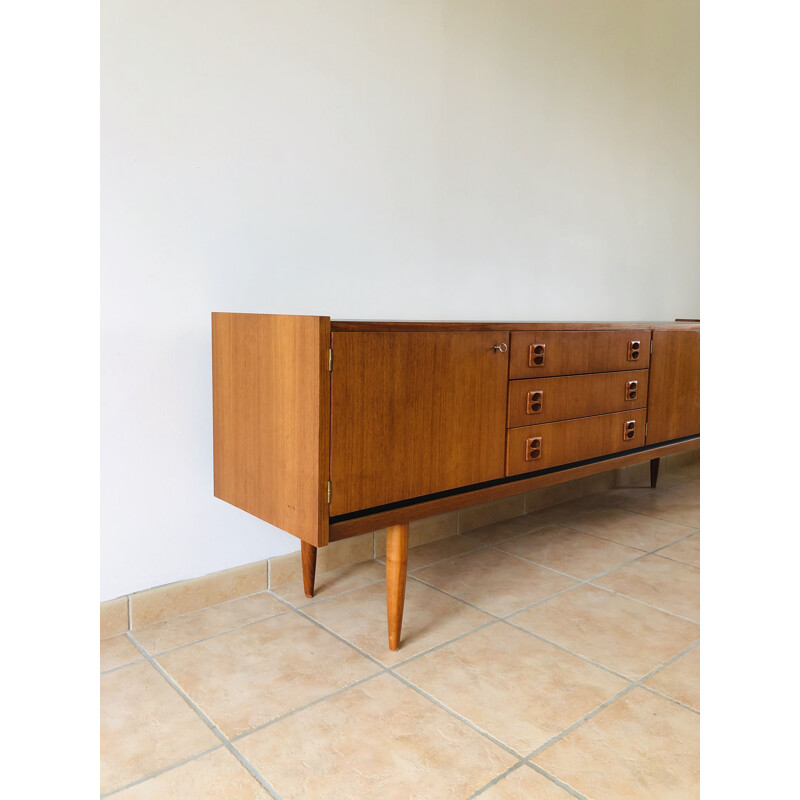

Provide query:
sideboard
left=212, top=315, right=700, bottom=650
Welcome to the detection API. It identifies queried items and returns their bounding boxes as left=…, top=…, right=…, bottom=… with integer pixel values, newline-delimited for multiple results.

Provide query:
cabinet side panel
left=646, top=329, right=700, bottom=444
left=212, top=313, right=330, bottom=546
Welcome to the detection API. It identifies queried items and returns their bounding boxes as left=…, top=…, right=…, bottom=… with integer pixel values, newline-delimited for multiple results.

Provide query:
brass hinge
left=645, top=422, right=648, bottom=437
left=650, top=339, right=653, bottom=354
left=327, top=480, right=332, bottom=504
left=328, top=348, right=333, bottom=372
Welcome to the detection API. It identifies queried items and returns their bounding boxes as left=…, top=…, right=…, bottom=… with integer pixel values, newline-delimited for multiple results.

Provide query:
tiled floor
left=101, top=461, right=700, bottom=799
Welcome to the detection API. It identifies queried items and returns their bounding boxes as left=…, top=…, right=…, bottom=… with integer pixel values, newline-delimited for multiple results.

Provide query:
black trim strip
left=329, top=435, right=699, bottom=524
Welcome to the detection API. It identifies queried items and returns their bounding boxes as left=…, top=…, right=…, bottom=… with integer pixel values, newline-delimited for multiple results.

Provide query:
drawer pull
left=528, top=344, right=546, bottom=367
left=525, top=436, right=542, bottom=461
left=625, top=380, right=638, bottom=401
left=623, top=420, right=637, bottom=440
left=493, top=342, right=508, bottom=353
left=627, top=340, right=641, bottom=361
left=526, top=390, right=544, bottom=415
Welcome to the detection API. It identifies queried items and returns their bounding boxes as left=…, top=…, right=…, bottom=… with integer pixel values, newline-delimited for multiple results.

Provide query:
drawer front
left=509, top=330, right=650, bottom=379
left=507, top=370, right=648, bottom=428
left=506, top=409, right=646, bottom=476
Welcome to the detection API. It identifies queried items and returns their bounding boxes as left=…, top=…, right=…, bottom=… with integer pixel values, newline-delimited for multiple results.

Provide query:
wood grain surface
left=509, top=330, right=652, bottom=378
left=646, top=329, right=700, bottom=444
left=212, top=313, right=330, bottom=546
left=329, top=331, right=510, bottom=516
left=507, top=370, right=649, bottom=428
left=506, top=410, right=646, bottom=476
left=328, top=437, right=699, bottom=540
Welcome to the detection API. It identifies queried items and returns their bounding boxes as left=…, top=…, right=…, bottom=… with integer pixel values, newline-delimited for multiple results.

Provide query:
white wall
left=101, top=0, right=699, bottom=600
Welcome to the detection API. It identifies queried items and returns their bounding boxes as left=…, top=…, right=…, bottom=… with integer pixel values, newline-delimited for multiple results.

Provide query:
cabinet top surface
left=330, top=320, right=699, bottom=332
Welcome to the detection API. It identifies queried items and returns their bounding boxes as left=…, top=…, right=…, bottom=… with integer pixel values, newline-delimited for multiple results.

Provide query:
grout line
left=221, top=741, right=284, bottom=800
left=100, top=744, right=225, bottom=798
left=526, top=762, right=589, bottom=799
left=125, top=636, right=228, bottom=740
left=638, top=683, right=700, bottom=714
left=499, top=618, right=634, bottom=683
left=129, top=587, right=281, bottom=635
left=127, top=609, right=292, bottom=660
left=389, top=619, right=500, bottom=670
left=282, top=601, right=387, bottom=670
left=271, top=577, right=387, bottom=610
left=103, top=479, right=698, bottom=798
left=229, top=671, right=389, bottom=742
left=583, top=585, right=699, bottom=625
left=466, top=761, right=527, bottom=799
left=524, top=639, right=700, bottom=763
left=387, top=671, right=525, bottom=759
left=120, top=634, right=289, bottom=800
left=526, top=683, right=639, bottom=761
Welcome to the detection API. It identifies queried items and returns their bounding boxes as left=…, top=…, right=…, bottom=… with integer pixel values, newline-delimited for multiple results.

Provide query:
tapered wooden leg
left=650, top=457, right=661, bottom=489
left=301, top=541, right=317, bottom=598
left=386, top=523, right=409, bottom=651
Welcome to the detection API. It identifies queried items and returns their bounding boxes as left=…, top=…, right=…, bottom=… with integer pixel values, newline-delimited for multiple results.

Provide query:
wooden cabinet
left=212, top=316, right=700, bottom=650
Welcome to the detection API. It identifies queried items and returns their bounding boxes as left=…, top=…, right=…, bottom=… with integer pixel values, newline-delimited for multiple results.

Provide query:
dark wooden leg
left=301, top=541, right=317, bottom=598
left=386, top=523, right=409, bottom=651
left=650, top=457, right=661, bottom=489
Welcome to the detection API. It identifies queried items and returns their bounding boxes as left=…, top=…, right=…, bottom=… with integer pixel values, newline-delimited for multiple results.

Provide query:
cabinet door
left=330, top=331, right=509, bottom=516
left=646, top=330, right=700, bottom=444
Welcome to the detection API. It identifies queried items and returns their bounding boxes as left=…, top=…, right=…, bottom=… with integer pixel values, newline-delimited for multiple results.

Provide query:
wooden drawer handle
left=627, top=340, right=641, bottom=361
left=528, top=344, right=546, bottom=367
left=525, top=436, right=542, bottom=461
left=526, top=390, right=544, bottom=415
left=623, top=419, right=637, bottom=440
left=625, top=380, right=638, bottom=401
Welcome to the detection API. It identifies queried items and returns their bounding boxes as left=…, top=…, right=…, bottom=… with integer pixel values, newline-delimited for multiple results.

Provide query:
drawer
left=506, top=409, right=646, bottom=476
left=507, top=370, right=648, bottom=428
left=509, top=330, right=650, bottom=379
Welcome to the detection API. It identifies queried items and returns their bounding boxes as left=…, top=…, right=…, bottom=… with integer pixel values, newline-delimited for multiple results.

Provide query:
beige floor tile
left=405, top=534, right=484, bottom=570
left=565, top=507, right=695, bottom=552
left=658, top=532, right=700, bottom=567
left=645, top=646, right=700, bottom=710
left=101, top=596, right=129, bottom=639
left=101, top=634, right=144, bottom=672
left=112, top=747, right=270, bottom=799
left=510, top=584, right=699, bottom=679
left=397, top=624, right=626, bottom=754
left=413, top=547, right=577, bottom=616
left=594, top=555, right=700, bottom=622
left=270, top=560, right=385, bottom=607
left=156, top=613, right=377, bottom=737
left=131, top=592, right=287, bottom=654
left=479, top=765, right=574, bottom=799
left=534, top=687, right=699, bottom=799
left=236, top=673, right=517, bottom=800
left=497, top=525, right=642, bottom=580
left=460, top=513, right=550, bottom=546
left=304, top=578, right=492, bottom=666
left=100, top=661, right=219, bottom=794
left=605, top=485, right=700, bottom=527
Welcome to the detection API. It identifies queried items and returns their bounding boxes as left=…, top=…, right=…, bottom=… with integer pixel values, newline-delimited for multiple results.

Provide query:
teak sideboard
left=212, top=315, right=700, bottom=650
